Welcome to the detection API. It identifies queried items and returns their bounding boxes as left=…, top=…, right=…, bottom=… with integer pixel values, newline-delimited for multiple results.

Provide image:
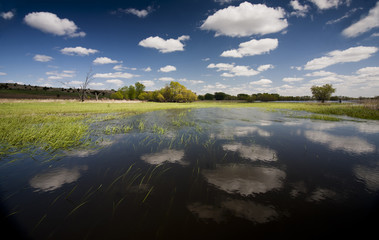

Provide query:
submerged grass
left=0, top=100, right=377, bottom=158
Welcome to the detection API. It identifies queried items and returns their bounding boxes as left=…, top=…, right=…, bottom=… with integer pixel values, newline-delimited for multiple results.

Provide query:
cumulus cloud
left=94, top=72, right=138, bottom=79
left=221, top=38, right=278, bottom=58
left=159, top=65, right=176, bottom=72
left=257, top=64, right=274, bottom=72
left=46, top=70, right=75, bottom=80
left=33, top=54, right=53, bottom=62
left=250, top=79, right=273, bottom=85
left=282, top=77, right=304, bottom=82
left=200, top=2, right=288, bottom=37
left=0, top=72, right=7, bottom=76
left=356, top=66, right=379, bottom=76
left=89, top=82, right=104, bottom=87
left=214, top=0, right=235, bottom=5
left=309, top=0, right=347, bottom=10
left=1, top=11, right=14, bottom=20
left=208, top=63, right=259, bottom=77
left=113, top=65, right=137, bottom=71
left=112, top=6, right=154, bottom=18
left=143, top=67, right=152, bottom=72
left=304, top=46, right=378, bottom=70
left=24, top=12, right=85, bottom=37
left=93, top=57, right=120, bottom=65
left=159, top=77, right=175, bottom=81
left=139, top=80, right=155, bottom=87
left=179, top=78, right=204, bottom=84
left=290, top=0, right=309, bottom=17
left=342, top=2, right=379, bottom=38
left=139, top=35, right=190, bottom=53
left=106, top=79, right=124, bottom=86
left=60, top=46, right=98, bottom=56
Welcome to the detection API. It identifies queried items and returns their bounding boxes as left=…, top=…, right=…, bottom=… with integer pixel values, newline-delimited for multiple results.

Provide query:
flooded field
left=1, top=108, right=378, bottom=239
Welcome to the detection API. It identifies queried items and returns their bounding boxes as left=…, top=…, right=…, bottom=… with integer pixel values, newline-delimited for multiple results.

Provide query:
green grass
left=0, top=100, right=377, bottom=158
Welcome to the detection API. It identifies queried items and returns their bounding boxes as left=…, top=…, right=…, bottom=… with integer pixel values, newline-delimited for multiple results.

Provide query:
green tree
left=135, top=82, right=145, bottom=99
left=119, top=86, right=129, bottom=99
left=128, top=85, right=136, bottom=100
left=311, top=84, right=336, bottom=103
left=204, top=93, right=214, bottom=100
left=110, top=91, right=124, bottom=100
left=214, top=92, right=227, bottom=100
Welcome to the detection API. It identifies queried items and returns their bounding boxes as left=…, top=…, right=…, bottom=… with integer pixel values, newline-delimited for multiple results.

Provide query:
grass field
left=1, top=100, right=378, bottom=157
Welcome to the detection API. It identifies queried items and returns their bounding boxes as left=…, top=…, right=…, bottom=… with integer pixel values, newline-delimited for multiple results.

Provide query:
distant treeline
left=0, top=83, right=113, bottom=99
left=197, top=92, right=360, bottom=102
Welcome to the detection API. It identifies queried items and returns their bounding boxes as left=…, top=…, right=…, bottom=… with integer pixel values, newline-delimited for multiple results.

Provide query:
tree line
left=110, top=81, right=197, bottom=102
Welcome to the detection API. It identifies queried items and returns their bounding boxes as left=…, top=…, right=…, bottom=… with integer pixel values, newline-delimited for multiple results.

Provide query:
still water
left=1, top=108, right=378, bottom=239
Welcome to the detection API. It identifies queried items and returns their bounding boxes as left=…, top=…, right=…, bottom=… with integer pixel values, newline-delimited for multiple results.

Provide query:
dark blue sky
left=1, top=0, right=378, bottom=97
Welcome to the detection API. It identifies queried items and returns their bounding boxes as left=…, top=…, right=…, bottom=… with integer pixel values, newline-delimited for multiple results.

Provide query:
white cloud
left=200, top=2, right=288, bottom=37
left=113, top=6, right=153, bottom=18
left=221, top=38, right=278, bottom=58
left=24, top=12, right=85, bottom=37
left=290, top=0, right=309, bottom=17
left=257, top=64, right=274, bottom=72
left=304, top=46, right=378, bottom=70
left=33, top=54, right=53, bottom=62
left=201, top=82, right=229, bottom=93
left=93, top=57, right=120, bottom=65
left=69, top=81, right=83, bottom=85
left=309, top=0, right=346, bottom=10
left=214, top=0, right=235, bottom=5
left=113, top=65, right=137, bottom=71
left=139, top=35, right=190, bottom=53
left=159, top=65, right=176, bottom=72
left=1, top=11, right=14, bottom=20
left=143, top=67, right=152, bottom=72
left=89, top=82, right=104, bottom=87
left=208, top=63, right=259, bottom=77
left=159, top=77, right=175, bottom=81
left=250, top=79, right=272, bottom=85
left=282, top=77, right=304, bottom=82
left=106, top=79, right=124, bottom=86
left=94, top=72, right=137, bottom=79
left=342, top=2, right=379, bottom=38
left=60, top=46, right=98, bottom=56
left=305, top=70, right=335, bottom=77
left=326, top=7, right=361, bottom=25
left=0, top=72, right=7, bottom=76
left=179, top=78, right=204, bottom=84
left=46, top=70, right=75, bottom=80
left=356, top=66, right=379, bottom=76
left=139, top=80, right=155, bottom=87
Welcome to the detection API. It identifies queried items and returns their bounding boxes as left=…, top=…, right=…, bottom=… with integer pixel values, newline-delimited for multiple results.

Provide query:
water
left=1, top=108, right=378, bottom=239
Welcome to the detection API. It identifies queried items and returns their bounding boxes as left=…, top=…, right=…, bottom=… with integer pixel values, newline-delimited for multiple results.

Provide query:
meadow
left=0, top=100, right=378, bottom=156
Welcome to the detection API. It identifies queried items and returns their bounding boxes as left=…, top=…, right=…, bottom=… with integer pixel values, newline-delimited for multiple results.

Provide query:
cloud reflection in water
left=202, top=164, right=286, bottom=196
left=304, top=130, right=375, bottom=154
left=29, top=165, right=88, bottom=192
left=222, top=143, right=277, bottom=162
left=141, top=149, right=187, bottom=165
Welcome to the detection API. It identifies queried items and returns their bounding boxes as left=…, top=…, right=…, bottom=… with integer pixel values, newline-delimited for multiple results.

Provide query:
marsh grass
left=1, top=101, right=377, bottom=160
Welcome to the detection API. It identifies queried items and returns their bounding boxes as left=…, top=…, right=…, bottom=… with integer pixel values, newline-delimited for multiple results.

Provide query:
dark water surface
left=1, top=108, right=378, bottom=239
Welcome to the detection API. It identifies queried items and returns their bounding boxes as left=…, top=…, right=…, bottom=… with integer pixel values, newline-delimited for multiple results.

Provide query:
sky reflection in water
left=0, top=108, right=378, bottom=239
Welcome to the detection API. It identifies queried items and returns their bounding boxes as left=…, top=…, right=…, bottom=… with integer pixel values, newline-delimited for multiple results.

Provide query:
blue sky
left=0, top=0, right=378, bottom=97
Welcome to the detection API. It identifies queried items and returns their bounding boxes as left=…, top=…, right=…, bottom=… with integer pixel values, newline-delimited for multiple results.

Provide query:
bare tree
left=79, top=68, right=95, bottom=102
left=59, top=68, right=95, bottom=102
